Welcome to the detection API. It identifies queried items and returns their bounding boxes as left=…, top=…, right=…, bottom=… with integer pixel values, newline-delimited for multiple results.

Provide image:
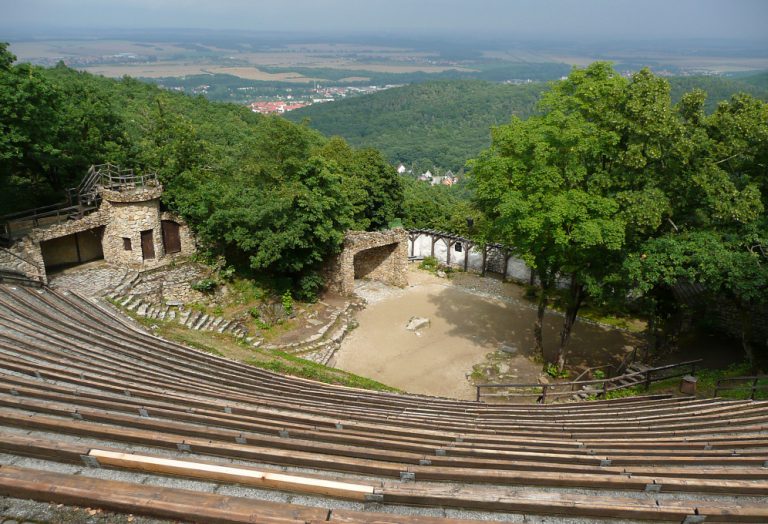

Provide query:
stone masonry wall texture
left=325, top=229, right=408, bottom=295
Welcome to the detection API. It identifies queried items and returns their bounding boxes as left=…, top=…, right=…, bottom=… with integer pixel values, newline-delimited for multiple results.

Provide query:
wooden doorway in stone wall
left=161, top=220, right=181, bottom=254
left=140, top=230, right=155, bottom=260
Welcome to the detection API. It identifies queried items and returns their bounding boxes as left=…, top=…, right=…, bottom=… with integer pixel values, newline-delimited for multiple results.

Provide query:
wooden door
left=140, top=230, right=155, bottom=260
left=161, top=220, right=181, bottom=254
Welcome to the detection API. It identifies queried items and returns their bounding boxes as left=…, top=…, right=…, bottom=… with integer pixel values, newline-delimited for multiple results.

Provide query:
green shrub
left=219, top=266, right=236, bottom=281
left=296, top=273, right=324, bottom=302
left=191, top=278, right=217, bottom=293
left=281, top=290, right=294, bottom=316
left=545, top=363, right=570, bottom=379
left=593, top=369, right=606, bottom=380
left=419, top=256, right=439, bottom=272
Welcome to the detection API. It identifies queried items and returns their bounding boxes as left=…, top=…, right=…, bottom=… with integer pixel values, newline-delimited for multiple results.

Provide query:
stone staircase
left=109, top=291, right=253, bottom=342
left=261, top=300, right=362, bottom=365
left=572, top=363, right=652, bottom=401
left=615, top=362, right=653, bottom=387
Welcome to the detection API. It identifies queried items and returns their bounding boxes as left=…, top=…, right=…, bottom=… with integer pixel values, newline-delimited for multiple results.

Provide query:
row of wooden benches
left=2, top=283, right=768, bottom=523
left=2, top=285, right=765, bottom=428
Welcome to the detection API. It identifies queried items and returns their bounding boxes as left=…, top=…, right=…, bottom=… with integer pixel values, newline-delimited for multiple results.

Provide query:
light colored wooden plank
left=89, top=449, right=374, bottom=500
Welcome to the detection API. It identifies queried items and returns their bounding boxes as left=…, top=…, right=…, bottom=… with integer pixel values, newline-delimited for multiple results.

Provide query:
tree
left=0, top=43, right=61, bottom=209
left=315, top=137, right=404, bottom=231
left=627, top=91, right=768, bottom=366
left=472, top=63, right=677, bottom=369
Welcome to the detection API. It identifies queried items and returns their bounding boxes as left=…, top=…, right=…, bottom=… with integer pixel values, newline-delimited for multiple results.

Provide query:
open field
left=10, top=37, right=768, bottom=86
left=10, top=39, right=192, bottom=60
left=9, top=39, right=477, bottom=81
left=82, top=63, right=320, bottom=82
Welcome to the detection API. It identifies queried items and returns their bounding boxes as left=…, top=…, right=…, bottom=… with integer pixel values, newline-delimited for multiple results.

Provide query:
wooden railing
left=1, top=164, right=157, bottom=243
left=0, top=270, right=45, bottom=288
left=476, top=359, right=702, bottom=403
left=714, top=376, right=768, bottom=400
left=91, top=163, right=158, bottom=191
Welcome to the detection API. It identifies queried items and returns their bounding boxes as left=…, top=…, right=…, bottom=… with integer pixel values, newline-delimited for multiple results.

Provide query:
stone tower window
left=123, top=237, right=132, bottom=251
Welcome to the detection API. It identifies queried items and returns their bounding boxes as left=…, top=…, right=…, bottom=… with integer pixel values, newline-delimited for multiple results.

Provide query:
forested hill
left=284, top=80, right=546, bottom=172
left=285, top=75, right=768, bottom=172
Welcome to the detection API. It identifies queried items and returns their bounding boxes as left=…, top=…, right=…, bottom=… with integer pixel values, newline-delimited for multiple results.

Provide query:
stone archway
left=325, top=229, right=408, bottom=295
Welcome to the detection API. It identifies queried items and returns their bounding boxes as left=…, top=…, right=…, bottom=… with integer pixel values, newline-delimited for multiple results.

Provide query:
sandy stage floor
left=332, top=267, right=638, bottom=400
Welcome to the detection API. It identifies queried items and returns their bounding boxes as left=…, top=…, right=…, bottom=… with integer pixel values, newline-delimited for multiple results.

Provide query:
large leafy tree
left=315, top=137, right=403, bottom=230
left=0, top=43, right=61, bottom=209
left=474, top=62, right=767, bottom=369
left=472, top=63, right=678, bottom=369
left=627, top=91, right=767, bottom=365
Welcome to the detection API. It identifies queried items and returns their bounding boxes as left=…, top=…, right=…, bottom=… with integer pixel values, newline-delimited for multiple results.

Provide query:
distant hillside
left=667, top=75, right=768, bottom=109
left=285, top=76, right=768, bottom=172
left=737, top=70, right=768, bottom=90
left=285, top=80, right=547, bottom=172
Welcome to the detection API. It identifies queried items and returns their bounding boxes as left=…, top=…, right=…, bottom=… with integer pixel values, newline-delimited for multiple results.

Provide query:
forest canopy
left=287, top=76, right=768, bottom=174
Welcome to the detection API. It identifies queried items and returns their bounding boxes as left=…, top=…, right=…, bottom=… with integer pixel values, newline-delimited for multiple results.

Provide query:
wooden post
left=602, top=380, right=608, bottom=398
left=751, top=377, right=758, bottom=400
left=463, top=242, right=470, bottom=271
left=540, top=385, right=548, bottom=404
left=503, top=253, right=511, bottom=281
left=430, top=236, right=436, bottom=257
left=446, top=239, right=452, bottom=266
left=645, top=370, right=652, bottom=391
left=481, top=246, right=488, bottom=277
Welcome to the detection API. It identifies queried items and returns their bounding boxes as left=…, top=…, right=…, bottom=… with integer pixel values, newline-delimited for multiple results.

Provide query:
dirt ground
left=332, top=267, right=639, bottom=400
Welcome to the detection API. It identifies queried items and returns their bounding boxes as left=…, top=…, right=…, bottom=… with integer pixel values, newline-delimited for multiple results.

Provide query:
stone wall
left=0, top=183, right=197, bottom=283
left=0, top=236, right=47, bottom=284
left=128, top=263, right=209, bottom=304
left=325, top=229, right=408, bottom=295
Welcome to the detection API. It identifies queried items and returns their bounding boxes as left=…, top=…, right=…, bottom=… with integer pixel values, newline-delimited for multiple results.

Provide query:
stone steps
left=111, top=294, right=255, bottom=344
left=261, top=303, right=358, bottom=365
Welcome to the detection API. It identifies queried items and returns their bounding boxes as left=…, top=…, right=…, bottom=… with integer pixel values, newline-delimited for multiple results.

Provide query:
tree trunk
left=556, top=275, right=584, bottom=373
left=739, top=306, right=755, bottom=371
left=534, top=289, right=547, bottom=361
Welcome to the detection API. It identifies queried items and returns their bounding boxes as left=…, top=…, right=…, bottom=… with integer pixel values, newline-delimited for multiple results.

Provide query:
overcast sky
left=2, top=0, right=767, bottom=41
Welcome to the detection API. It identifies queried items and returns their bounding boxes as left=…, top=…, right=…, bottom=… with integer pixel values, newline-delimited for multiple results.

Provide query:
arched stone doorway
left=325, top=229, right=408, bottom=295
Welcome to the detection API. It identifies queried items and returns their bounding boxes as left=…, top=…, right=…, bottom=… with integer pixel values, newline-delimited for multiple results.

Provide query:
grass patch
left=618, top=362, right=766, bottom=400
left=246, top=350, right=400, bottom=392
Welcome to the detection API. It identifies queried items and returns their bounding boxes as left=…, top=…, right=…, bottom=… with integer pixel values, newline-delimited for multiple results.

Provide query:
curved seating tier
left=1, top=284, right=767, bottom=523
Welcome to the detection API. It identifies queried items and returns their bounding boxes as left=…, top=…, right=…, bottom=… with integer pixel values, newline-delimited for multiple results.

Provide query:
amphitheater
left=1, top=168, right=767, bottom=523
left=0, top=282, right=767, bottom=523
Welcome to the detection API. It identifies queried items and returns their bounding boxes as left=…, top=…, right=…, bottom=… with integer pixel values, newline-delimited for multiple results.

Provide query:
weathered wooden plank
left=0, top=464, right=327, bottom=523
left=330, top=509, right=489, bottom=523
left=90, top=449, right=375, bottom=501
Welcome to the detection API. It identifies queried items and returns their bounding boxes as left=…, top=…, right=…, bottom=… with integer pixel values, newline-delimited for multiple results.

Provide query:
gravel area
left=335, top=267, right=638, bottom=399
